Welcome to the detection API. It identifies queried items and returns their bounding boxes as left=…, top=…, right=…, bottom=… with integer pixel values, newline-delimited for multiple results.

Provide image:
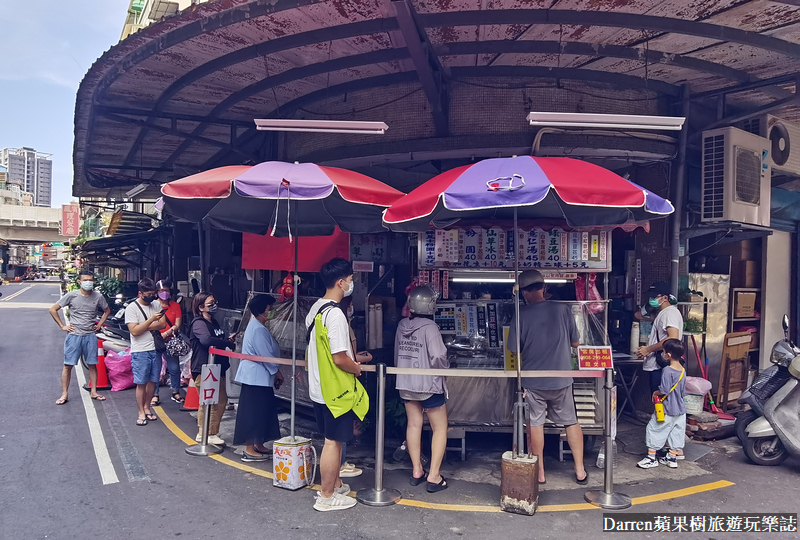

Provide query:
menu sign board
left=419, top=227, right=609, bottom=271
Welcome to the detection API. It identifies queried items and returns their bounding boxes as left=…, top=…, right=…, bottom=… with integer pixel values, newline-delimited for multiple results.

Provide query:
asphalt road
left=1, top=281, right=798, bottom=539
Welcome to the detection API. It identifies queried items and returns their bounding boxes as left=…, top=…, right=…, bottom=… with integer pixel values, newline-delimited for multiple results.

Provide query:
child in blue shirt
left=637, top=338, right=687, bottom=469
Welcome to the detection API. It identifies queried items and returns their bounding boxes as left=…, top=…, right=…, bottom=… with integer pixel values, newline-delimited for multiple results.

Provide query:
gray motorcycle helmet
left=408, top=285, right=438, bottom=315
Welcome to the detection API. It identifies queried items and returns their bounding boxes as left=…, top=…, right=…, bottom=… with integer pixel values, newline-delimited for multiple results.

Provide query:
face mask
left=648, top=297, right=661, bottom=308
left=80, top=281, right=94, bottom=291
left=158, top=291, right=170, bottom=301
left=142, top=295, right=156, bottom=304
left=207, top=303, right=218, bottom=313
left=342, top=280, right=354, bottom=297
left=267, top=310, right=276, bottom=320
left=347, top=306, right=354, bottom=319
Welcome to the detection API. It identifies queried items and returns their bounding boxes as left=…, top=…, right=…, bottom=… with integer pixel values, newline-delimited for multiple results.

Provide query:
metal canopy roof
left=74, top=0, right=800, bottom=197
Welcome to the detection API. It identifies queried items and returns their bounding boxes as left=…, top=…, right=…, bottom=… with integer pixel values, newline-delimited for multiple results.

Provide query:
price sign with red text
left=577, top=346, right=614, bottom=370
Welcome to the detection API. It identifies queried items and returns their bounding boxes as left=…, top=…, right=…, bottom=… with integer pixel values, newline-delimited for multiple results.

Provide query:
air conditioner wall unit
left=739, top=114, right=800, bottom=177
left=701, top=127, right=771, bottom=227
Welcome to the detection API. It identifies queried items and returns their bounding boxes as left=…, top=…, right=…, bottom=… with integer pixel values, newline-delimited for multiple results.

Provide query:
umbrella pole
left=513, top=208, right=525, bottom=457
left=290, top=207, right=299, bottom=442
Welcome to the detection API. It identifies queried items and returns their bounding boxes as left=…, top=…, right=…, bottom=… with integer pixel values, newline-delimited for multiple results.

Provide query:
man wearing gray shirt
left=508, top=270, right=588, bottom=486
left=49, top=271, right=111, bottom=405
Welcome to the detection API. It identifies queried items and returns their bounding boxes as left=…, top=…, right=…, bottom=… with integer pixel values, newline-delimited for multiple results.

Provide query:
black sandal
left=151, top=396, right=161, bottom=407
left=410, top=471, right=428, bottom=486
left=575, top=471, right=589, bottom=485
left=136, top=418, right=148, bottom=426
left=426, top=476, right=448, bottom=493
left=171, top=391, right=184, bottom=403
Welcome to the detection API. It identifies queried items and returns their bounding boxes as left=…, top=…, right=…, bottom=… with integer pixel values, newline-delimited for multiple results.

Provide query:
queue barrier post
left=584, top=367, right=631, bottom=510
left=185, top=353, right=223, bottom=457
left=357, top=362, right=401, bottom=506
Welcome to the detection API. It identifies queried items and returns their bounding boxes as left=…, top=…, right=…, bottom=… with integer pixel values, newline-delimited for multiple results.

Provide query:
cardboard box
left=741, top=260, right=761, bottom=288
left=720, top=239, right=759, bottom=261
left=735, top=292, right=757, bottom=318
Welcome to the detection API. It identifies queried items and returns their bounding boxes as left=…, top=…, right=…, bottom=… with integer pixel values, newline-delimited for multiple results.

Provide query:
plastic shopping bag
left=105, top=348, right=135, bottom=391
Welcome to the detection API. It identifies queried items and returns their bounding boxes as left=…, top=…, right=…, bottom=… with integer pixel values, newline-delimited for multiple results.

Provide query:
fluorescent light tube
left=451, top=277, right=516, bottom=283
left=527, top=112, right=685, bottom=131
left=254, top=119, right=388, bottom=134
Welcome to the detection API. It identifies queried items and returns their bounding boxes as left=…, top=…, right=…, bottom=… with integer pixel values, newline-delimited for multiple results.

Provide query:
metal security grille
left=702, top=134, right=725, bottom=219
left=734, top=146, right=761, bottom=205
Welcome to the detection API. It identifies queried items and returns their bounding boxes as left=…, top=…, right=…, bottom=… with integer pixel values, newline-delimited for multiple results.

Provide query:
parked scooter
left=743, top=315, right=800, bottom=466
left=100, top=295, right=133, bottom=345
left=735, top=314, right=797, bottom=442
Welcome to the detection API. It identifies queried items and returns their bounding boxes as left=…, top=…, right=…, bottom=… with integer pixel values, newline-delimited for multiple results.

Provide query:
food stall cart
left=411, top=225, right=612, bottom=452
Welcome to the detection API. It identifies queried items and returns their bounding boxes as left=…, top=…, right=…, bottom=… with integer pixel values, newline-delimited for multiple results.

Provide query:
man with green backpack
left=306, top=258, right=369, bottom=511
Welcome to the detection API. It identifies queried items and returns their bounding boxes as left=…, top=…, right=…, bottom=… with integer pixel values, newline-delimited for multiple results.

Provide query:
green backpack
left=307, top=303, right=368, bottom=420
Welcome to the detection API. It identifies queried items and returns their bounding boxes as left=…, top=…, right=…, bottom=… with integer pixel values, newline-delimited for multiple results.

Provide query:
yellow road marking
left=156, top=406, right=733, bottom=513
left=629, top=480, right=735, bottom=505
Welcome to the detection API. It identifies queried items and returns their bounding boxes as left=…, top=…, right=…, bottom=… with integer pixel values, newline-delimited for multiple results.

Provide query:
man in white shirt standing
left=306, top=258, right=363, bottom=512
left=125, top=278, right=167, bottom=426
left=637, top=281, right=684, bottom=394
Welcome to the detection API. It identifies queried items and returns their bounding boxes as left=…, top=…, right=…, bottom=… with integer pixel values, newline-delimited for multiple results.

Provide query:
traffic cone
left=84, top=339, right=112, bottom=391
left=181, top=379, right=199, bottom=411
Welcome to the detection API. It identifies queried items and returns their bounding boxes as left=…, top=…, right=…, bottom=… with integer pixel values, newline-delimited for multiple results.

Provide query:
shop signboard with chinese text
left=577, top=346, right=614, bottom=370
left=61, top=205, right=80, bottom=237
left=418, top=227, right=610, bottom=271
left=350, top=233, right=388, bottom=263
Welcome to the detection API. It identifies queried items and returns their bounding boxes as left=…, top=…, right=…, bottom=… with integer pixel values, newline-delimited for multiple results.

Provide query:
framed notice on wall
left=417, top=227, right=610, bottom=272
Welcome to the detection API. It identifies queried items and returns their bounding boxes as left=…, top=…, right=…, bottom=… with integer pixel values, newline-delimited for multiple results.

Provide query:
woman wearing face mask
left=189, top=292, right=235, bottom=446
left=151, top=279, right=184, bottom=406
left=636, top=281, right=684, bottom=395
left=233, top=294, right=284, bottom=461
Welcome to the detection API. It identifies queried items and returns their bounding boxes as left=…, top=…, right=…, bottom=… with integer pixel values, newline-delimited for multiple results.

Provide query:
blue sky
left=0, top=0, right=131, bottom=207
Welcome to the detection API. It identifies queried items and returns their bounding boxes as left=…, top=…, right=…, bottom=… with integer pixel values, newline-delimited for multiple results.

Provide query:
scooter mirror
left=783, top=314, right=790, bottom=333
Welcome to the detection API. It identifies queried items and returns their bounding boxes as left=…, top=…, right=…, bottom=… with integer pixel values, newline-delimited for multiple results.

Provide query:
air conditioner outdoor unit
left=739, top=114, right=800, bottom=177
left=701, top=127, right=771, bottom=227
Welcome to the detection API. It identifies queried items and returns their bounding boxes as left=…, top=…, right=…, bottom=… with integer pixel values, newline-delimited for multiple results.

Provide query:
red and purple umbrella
left=382, top=156, right=674, bottom=231
left=161, top=162, right=403, bottom=236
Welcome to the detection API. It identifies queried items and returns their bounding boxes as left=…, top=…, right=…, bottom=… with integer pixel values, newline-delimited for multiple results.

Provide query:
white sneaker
left=208, top=434, right=225, bottom=446
left=313, top=491, right=357, bottom=512
left=316, top=483, right=351, bottom=498
left=637, top=456, right=659, bottom=469
left=659, top=456, right=678, bottom=468
left=340, top=462, right=363, bottom=478
left=195, top=433, right=202, bottom=442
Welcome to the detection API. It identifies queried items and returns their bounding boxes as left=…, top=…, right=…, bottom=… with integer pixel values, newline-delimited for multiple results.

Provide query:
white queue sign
left=199, top=364, right=221, bottom=405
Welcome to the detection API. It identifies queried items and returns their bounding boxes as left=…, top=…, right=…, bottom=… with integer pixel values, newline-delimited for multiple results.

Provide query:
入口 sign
left=200, top=364, right=221, bottom=405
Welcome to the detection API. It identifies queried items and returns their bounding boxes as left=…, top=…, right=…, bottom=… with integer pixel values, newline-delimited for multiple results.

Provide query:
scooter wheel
left=743, top=436, right=789, bottom=466
left=735, top=410, right=758, bottom=443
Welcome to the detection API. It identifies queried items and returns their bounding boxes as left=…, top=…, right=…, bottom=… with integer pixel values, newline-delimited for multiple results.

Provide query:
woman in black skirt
left=233, top=294, right=284, bottom=462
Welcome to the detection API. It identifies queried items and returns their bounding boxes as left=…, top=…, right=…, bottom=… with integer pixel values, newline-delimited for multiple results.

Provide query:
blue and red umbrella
left=161, top=162, right=403, bottom=236
left=383, top=156, right=673, bottom=231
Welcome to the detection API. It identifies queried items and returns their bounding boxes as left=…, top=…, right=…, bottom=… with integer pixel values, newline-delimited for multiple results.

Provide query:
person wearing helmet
left=395, top=285, right=450, bottom=493
left=508, top=270, right=588, bottom=486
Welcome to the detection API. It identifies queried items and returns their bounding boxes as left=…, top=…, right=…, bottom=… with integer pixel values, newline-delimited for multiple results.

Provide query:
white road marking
left=0, top=302, right=53, bottom=309
left=74, top=365, right=119, bottom=485
left=66, top=313, right=119, bottom=485
left=1, top=285, right=33, bottom=301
